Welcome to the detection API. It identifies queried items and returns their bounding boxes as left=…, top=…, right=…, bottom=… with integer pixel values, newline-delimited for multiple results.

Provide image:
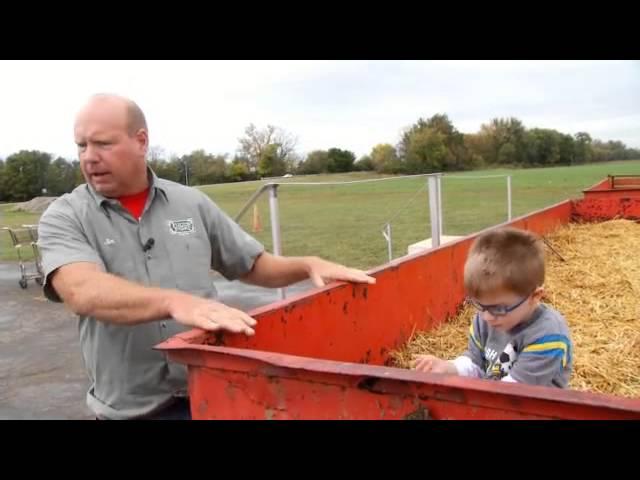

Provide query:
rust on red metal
left=570, top=176, right=640, bottom=221
left=159, top=341, right=640, bottom=420
left=155, top=178, right=640, bottom=419
left=583, top=178, right=612, bottom=192
left=610, top=175, right=640, bottom=189
left=572, top=198, right=640, bottom=221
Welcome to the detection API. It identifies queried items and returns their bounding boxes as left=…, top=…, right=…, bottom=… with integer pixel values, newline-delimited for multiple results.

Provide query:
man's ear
left=135, top=128, right=149, bottom=156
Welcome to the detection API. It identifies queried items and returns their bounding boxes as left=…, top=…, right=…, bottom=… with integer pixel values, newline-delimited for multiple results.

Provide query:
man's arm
left=240, top=252, right=376, bottom=288
left=199, top=194, right=373, bottom=288
left=51, top=262, right=257, bottom=335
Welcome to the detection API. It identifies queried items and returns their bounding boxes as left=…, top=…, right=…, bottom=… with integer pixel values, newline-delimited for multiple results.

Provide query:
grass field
left=2, top=159, right=638, bottom=268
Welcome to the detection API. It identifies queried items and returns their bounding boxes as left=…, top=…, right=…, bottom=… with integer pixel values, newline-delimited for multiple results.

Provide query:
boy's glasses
left=466, top=294, right=530, bottom=317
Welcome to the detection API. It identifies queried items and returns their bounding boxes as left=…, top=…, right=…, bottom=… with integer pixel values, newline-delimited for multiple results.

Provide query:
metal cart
left=3, top=224, right=44, bottom=289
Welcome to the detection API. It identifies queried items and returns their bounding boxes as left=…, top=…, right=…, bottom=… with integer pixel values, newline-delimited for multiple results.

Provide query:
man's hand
left=411, top=354, right=457, bottom=375
left=167, top=292, right=257, bottom=336
left=240, top=252, right=376, bottom=289
left=304, top=256, right=376, bottom=288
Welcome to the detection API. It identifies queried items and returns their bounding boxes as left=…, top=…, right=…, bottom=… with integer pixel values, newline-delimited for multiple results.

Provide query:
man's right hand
left=49, top=262, right=258, bottom=334
left=167, top=292, right=257, bottom=336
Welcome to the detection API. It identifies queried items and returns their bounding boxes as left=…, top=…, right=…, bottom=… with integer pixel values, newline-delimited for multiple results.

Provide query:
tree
left=149, top=157, right=181, bottom=182
left=370, top=144, right=401, bottom=173
left=574, top=132, right=593, bottom=164
left=227, top=156, right=251, bottom=182
left=0, top=159, right=6, bottom=201
left=285, top=152, right=302, bottom=174
left=227, top=155, right=257, bottom=182
left=45, top=157, right=77, bottom=195
left=258, top=143, right=287, bottom=177
left=479, top=117, right=527, bottom=165
left=147, top=145, right=182, bottom=182
left=404, top=128, right=449, bottom=173
left=606, top=140, right=628, bottom=161
left=399, top=114, right=471, bottom=172
left=238, top=124, right=298, bottom=173
left=558, top=133, right=576, bottom=165
left=327, top=148, right=356, bottom=173
left=424, top=113, right=458, bottom=137
left=71, top=160, right=84, bottom=186
left=148, top=145, right=167, bottom=163
left=179, top=150, right=229, bottom=185
left=3, top=150, right=52, bottom=201
left=463, top=134, right=488, bottom=168
left=524, top=129, right=562, bottom=166
left=627, top=148, right=640, bottom=160
left=398, top=118, right=428, bottom=160
left=354, top=155, right=375, bottom=171
left=297, top=150, right=329, bottom=174
left=497, top=142, right=518, bottom=165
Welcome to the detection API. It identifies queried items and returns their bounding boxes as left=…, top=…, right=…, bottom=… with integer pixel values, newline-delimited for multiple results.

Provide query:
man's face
left=74, top=101, right=148, bottom=198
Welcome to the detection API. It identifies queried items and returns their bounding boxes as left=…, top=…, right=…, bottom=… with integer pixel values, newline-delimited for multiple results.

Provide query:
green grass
left=2, top=160, right=638, bottom=266
left=201, top=160, right=640, bottom=268
left=0, top=207, right=41, bottom=262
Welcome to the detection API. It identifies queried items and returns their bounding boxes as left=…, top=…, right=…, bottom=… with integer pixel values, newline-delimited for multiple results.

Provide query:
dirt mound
left=10, top=197, right=57, bottom=214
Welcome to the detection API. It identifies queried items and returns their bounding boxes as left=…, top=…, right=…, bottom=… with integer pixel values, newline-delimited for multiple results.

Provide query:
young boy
left=412, top=227, right=573, bottom=388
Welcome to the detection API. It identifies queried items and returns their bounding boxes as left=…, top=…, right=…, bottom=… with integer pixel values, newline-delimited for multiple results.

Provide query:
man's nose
left=81, top=145, right=101, bottom=164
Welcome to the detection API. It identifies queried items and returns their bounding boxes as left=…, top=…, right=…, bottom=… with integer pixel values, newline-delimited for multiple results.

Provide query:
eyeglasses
left=466, top=294, right=531, bottom=317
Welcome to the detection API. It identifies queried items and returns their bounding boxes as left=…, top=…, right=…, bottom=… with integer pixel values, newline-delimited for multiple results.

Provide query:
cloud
left=0, top=60, right=637, bottom=161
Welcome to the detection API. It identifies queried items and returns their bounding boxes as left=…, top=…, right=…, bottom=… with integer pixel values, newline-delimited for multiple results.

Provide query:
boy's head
left=464, top=227, right=545, bottom=331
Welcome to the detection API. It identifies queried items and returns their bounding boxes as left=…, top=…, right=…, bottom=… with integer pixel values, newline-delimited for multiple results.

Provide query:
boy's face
left=470, top=287, right=544, bottom=332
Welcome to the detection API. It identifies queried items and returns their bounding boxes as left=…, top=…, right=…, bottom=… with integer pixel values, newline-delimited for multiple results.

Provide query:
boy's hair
left=464, top=227, right=545, bottom=298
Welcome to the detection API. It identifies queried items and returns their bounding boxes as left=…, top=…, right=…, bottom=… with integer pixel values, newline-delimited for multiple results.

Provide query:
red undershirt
left=117, top=187, right=150, bottom=221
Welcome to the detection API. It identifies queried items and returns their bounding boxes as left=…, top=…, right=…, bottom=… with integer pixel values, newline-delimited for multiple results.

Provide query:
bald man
left=38, top=94, right=375, bottom=420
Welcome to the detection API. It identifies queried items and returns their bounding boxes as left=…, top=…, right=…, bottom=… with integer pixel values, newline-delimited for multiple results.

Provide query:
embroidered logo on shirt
left=103, top=238, right=116, bottom=246
left=168, top=218, right=195, bottom=235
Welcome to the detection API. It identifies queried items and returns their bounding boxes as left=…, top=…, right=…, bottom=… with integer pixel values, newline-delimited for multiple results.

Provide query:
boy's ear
left=532, top=286, right=545, bottom=301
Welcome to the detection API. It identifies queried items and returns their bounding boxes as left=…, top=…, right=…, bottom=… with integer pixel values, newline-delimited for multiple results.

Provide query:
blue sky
left=0, top=60, right=637, bottom=161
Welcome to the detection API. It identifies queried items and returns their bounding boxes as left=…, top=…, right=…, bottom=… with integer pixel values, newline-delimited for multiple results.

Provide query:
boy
left=412, top=227, right=573, bottom=388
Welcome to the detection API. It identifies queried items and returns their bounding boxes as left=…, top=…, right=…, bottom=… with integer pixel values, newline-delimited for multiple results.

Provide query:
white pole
left=437, top=173, right=443, bottom=237
left=384, top=223, right=393, bottom=262
left=268, top=185, right=286, bottom=300
left=428, top=175, right=441, bottom=248
left=507, top=175, right=513, bottom=221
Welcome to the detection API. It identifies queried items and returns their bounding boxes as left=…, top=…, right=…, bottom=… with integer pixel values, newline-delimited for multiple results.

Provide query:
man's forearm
left=241, top=251, right=375, bottom=289
left=53, top=265, right=182, bottom=324
left=241, top=253, right=311, bottom=288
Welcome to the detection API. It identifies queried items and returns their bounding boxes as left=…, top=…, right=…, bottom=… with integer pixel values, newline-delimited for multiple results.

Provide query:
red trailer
left=156, top=176, right=640, bottom=419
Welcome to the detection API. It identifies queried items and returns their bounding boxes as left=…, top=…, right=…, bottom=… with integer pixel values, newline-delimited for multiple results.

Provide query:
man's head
left=464, top=227, right=545, bottom=331
left=74, top=94, right=149, bottom=197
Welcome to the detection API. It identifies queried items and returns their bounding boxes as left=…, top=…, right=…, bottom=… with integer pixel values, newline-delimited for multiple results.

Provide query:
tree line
left=1, top=115, right=638, bottom=202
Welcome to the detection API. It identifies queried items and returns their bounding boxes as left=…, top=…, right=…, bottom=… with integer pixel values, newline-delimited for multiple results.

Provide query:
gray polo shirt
left=37, top=169, right=264, bottom=419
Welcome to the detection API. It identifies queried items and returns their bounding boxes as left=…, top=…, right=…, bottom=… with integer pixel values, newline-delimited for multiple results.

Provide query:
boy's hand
left=411, top=354, right=458, bottom=375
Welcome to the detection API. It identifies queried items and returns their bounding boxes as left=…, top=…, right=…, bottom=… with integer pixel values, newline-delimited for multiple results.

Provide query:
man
left=38, top=94, right=375, bottom=420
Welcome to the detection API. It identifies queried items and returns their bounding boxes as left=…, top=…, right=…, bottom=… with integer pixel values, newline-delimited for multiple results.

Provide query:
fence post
left=268, top=184, right=286, bottom=300
left=382, top=223, right=393, bottom=262
left=427, top=175, right=441, bottom=248
left=507, top=175, right=513, bottom=221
